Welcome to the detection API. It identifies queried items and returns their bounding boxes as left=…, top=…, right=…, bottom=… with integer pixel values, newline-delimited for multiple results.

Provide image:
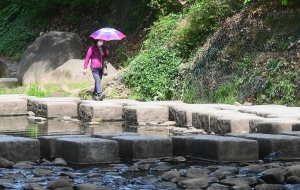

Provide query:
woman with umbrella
left=83, top=27, right=125, bottom=101
left=83, top=39, right=109, bottom=101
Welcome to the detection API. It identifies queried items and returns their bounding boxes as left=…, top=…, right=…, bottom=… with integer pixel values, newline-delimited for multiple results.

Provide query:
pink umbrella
left=90, top=27, right=126, bottom=41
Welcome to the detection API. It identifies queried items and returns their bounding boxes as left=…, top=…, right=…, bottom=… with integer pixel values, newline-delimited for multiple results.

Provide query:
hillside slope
left=184, top=1, right=300, bottom=105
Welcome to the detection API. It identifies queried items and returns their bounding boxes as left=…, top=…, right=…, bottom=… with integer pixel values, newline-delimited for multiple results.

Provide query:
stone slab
left=225, top=133, right=249, bottom=137
left=256, top=120, right=300, bottom=134
left=0, top=137, right=40, bottom=161
left=191, top=109, right=239, bottom=131
left=112, top=135, right=173, bottom=160
left=192, top=135, right=258, bottom=162
left=38, top=135, right=88, bottom=158
left=125, top=101, right=186, bottom=121
left=55, top=137, right=119, bottom=164
left=0, top=97, right=27, bottom=116
left=27, top=97, right=80, bottom=115
left=172, top=135, right=198, bottom=157
left=79, top=102, right=123, bottom=122
left=123, top=105, right=168, bottom=123
left=92, top=132, right=140, bottom=140
left=29, top=99, right=78, bottom=118
left=281, top=131, right=300, bottom=136
left=192, top=109, right=217, bottom=131
left=238, top=105, right=287, bottom=117
left=267, top=113, right=300, bottom=120
left=0, top=78, right=18, bottom=87
left=171, top=104, right=217, bottom=127
left=241, top=133, right=300, bottom=160
left=210, top=116, right=250, bottom=135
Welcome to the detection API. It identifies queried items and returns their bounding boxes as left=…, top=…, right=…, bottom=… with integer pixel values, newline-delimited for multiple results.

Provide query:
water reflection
left=0, top=116, right=173, bottom=138
left=84, top=122, right=123, bottom=135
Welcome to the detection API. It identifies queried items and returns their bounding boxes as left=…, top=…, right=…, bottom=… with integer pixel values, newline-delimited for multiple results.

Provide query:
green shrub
left=211, top=82, right=237, bottom=104
left=123, top=14, right=183, bottom=101
left=173, top=0, right=239, bottom=58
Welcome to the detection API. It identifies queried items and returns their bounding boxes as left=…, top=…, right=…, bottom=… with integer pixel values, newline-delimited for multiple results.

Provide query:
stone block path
left=0, top=94, right=300, bottom=163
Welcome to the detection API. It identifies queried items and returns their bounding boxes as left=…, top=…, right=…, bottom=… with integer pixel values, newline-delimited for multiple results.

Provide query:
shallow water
left=2, top=117, right=300, bottom=190
left=0, top=117, right=171, bottom=138
left=0, top=117, right=186, bottom=189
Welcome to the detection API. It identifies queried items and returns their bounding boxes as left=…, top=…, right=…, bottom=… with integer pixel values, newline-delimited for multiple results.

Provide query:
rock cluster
left=1, top=156, right=300, bottom=189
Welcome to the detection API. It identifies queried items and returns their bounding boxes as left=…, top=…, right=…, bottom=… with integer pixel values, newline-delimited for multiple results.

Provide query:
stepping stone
left=210, top=113, right=264, bottom=135
left=233, top=133, right=300, bottom=160
left=40, top=101, right=78, bottom=118
left=192, top=109, right=218, bottom=131
left=0, top=137, right=40, bottom=161
left=92, top=132, right=140, bottom=140
left=172, top=135, right=198, bottom=157
left=238, top=105, right=287, bottom=117
left=123, top=105, right=168, bottom=123
left=38, top=135, right=88, bottom=158
left=128, top=101, right=185, bottom=120
left=191, top=109, right=249, bottom=133
left=267, top=113, right=300, bottom=120
left=102, top=99, right=139, bottom=106
left=112, top=135, right=173, bottom=160
left=281, top=131, right=300, bottom=136
left=0, top=97, right=27, bottom=116
left=55, top=137, right=119, bottom=164
left=225, top=133, right=249, bottom=137
left=0, top=78, right=18, bottom=87
left=192, top=135, right=258, bottom=162
left=171, top=104, right=235, bottom=127
left=28, top=97, right=80, bottom=118
left=171, top=104, right=211, bottom=127
left=256, top=119, right=300, bottom=134
left=79, top=102, right=123, bottom=122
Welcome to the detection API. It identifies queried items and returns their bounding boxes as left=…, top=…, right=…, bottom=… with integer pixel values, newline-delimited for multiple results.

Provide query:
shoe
left=92, top=94, right=98, bottom=101
left=98, top=93, right=106, bottom=101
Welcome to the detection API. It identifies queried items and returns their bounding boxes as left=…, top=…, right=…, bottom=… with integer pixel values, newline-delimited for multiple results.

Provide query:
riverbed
left=1, top=117, right=300, bottom=190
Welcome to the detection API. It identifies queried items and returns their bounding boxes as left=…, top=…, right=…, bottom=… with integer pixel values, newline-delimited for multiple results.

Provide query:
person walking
left=83, top=39, right=109, bottom=101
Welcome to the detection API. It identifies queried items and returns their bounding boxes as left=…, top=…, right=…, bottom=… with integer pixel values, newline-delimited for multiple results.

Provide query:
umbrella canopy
left=90, top=27, right=126, bottom=41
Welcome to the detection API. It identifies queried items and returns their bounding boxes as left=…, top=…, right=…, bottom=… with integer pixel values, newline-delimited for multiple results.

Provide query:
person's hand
left=83, top=69, right=87, bottom=75
left=106, top=50, right=109, bottom=55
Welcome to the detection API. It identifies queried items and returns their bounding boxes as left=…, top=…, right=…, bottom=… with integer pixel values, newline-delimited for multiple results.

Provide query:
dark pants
left=91, top=68, right=103, bottom=96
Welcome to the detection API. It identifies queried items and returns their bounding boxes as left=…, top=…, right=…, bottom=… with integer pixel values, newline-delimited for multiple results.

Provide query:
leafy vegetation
left=123, top=0, right=241, bottom=101
left=123, top=14, right=183, bottom=101
left=244, top=0, right=289, bottom=6
left=239, top=58, right=299, bottom=105
left=0, top=4, right=41, bottom=60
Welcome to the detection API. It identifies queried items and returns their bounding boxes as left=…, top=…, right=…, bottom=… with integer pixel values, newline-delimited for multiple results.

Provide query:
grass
left=0, top=82, right=92, bottom=98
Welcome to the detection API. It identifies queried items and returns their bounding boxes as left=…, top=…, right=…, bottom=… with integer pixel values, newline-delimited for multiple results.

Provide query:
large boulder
left=0, top=59, right=10, bottom=78
left=17, top=31, right=82, bottom=85
left=40, top=59, right=94, bottom=84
